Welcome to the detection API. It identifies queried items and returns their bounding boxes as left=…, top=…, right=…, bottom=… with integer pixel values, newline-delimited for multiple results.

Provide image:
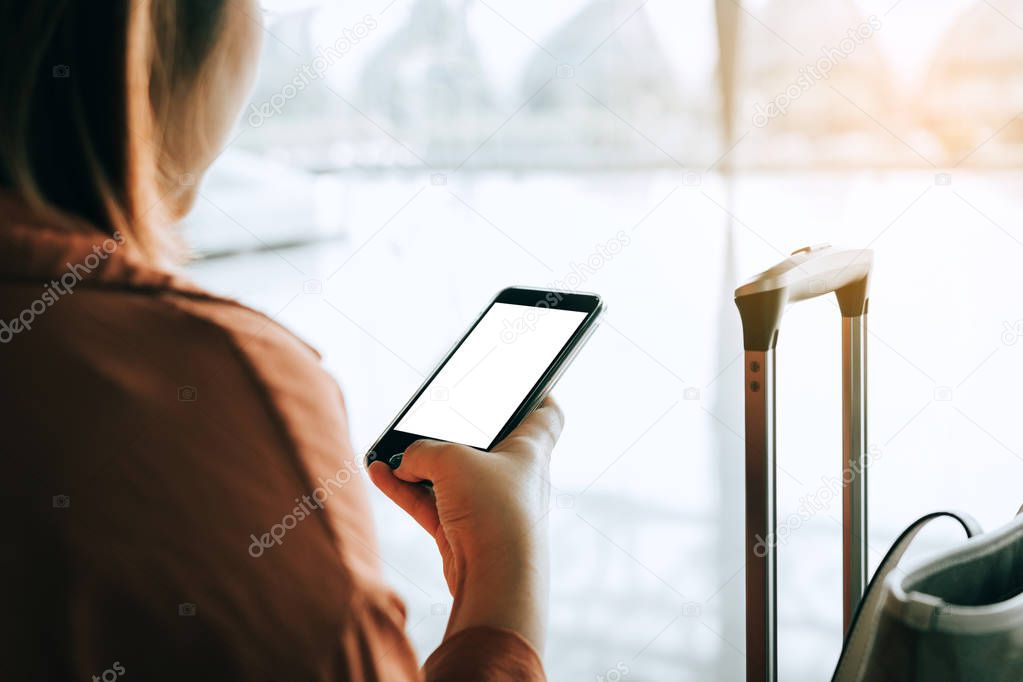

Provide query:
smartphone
left=366, top=287, right=604, bottom=468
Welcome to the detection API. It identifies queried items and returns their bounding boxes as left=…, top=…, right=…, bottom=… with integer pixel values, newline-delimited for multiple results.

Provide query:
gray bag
left=833, top=509, right=1023, bottom=681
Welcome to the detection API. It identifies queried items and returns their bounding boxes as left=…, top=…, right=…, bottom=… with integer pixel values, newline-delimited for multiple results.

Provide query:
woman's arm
left=368, top=399, right=563, bottom=673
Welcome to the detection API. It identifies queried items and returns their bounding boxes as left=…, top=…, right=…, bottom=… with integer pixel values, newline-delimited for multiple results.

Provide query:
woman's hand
left=368, top=398, right=563, bottom=653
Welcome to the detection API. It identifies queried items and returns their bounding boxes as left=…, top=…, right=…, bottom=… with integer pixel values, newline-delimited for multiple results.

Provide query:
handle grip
left=734, top=245, right=873, bottom=351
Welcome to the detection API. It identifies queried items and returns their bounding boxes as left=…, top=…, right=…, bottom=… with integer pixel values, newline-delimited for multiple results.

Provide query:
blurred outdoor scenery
left=184, top=1, right=1023, bottom=679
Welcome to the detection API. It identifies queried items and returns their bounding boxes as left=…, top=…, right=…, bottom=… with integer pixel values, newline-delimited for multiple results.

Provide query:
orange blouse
left=0, top=199, right=545, bottom=681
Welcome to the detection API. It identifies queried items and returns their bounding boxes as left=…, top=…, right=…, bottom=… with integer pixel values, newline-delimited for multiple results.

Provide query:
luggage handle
left=735, top=245, right=873, bottom=682
left=735, top=244, right=873, bottom=351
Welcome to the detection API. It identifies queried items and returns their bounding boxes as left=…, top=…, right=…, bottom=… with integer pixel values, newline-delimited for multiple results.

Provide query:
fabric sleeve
left=422, top=627, right=546, bottom=682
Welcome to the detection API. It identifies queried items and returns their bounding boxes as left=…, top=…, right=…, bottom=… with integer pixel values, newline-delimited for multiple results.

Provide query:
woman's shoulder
left=1, top=265, right=348, bottom=476
left=0, top=215, right=351, bottom=463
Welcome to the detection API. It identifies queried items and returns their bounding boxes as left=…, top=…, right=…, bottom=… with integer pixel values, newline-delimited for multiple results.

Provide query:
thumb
left=368, top=462, right=440, bottom=535
left=390, top=439, right=452, bottom=484
left=494, top=397, right=565, bottom=455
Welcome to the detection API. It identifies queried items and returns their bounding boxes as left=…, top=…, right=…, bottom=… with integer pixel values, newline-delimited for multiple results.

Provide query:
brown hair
left=0, top=1, right=234, bottom=263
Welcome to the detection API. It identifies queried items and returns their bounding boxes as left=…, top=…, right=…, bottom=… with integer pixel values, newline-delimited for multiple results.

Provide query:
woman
left=0, top=2, right=560, bottom=680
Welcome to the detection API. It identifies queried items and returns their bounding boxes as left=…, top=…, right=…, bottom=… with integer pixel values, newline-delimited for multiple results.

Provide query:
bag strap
left=831, top=511, right=982, bottom=682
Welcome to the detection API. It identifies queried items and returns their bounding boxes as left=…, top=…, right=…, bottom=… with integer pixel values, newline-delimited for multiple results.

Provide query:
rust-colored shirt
left=0, top=200, right=545, bottom=681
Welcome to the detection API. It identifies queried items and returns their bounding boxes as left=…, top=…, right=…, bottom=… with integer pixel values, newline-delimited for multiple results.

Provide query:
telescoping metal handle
left=734, top=244, right=873, bottom=682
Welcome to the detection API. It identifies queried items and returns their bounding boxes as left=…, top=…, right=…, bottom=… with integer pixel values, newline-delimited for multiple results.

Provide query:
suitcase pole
left=735, top=245, right=873, bottom=682
left=841, top=313, right=868, bottom=629
left=744, top=348, right=777, bottom=682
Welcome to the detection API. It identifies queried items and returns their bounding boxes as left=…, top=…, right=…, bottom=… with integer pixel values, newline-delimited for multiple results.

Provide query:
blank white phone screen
left=395, top=302, right=587, bottom=448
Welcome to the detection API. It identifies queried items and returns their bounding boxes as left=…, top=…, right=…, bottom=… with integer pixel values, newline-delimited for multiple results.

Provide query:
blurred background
left=183, top=0, right=1023, bottom=679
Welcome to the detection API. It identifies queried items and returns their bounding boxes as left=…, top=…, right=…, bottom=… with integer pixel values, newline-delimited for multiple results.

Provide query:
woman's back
left=0, top=209, right=421, bottom=680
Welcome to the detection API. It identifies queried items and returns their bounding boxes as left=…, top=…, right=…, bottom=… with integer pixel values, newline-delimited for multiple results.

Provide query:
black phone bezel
left=366, top=287, right=603, bottom=467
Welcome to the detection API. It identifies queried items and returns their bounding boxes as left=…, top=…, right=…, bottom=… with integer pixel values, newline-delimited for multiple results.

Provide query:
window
left=187, top=2, right=1023, bottom=679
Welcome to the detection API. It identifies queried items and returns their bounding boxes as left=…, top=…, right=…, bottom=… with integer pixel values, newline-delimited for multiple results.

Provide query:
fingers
left=368, top=462, right=440, bottom=535
left=496, top=397, right=565, bottom=454
left=390, top=439, right=450, bottom=484
left=538, top=396, right=565, bottom=435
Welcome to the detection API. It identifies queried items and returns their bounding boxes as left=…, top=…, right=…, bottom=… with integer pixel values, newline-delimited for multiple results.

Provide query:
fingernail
left=388, top=453, right=403, bottom=469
